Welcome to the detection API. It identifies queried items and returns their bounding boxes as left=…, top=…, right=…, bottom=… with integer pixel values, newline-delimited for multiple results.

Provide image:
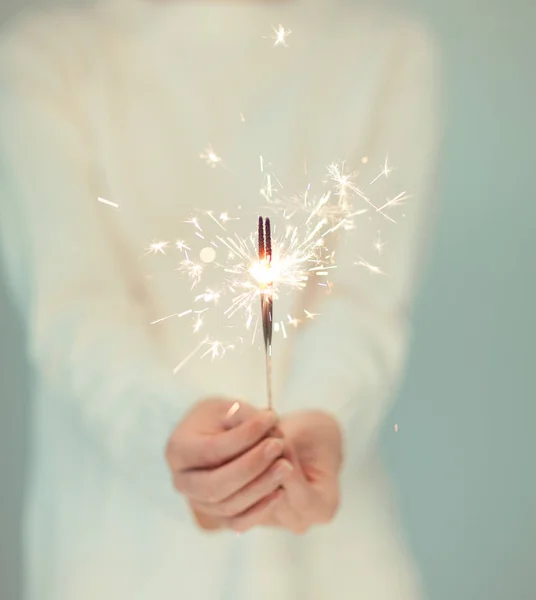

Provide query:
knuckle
left=203, top=436, right=223, bottom=466
left=166, top=434, right=191, bottom=469
left=201, top=475, right=222, bottom=504
left=252, top=441, right=270, bottom=466
left=293, top=522, right=310, bottom=535
left=246, top=441, right=274, bottom=475
left=219, top=501, right=236, bottom=518
left=240, top=446, right=263, bottom=478
left=197, top=397, right=220, bottom=411
left=247, top=417, right=265, bottom=441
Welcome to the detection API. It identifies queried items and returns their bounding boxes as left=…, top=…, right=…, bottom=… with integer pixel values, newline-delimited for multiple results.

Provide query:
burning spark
left=150, top=310, right=193, bottom=325
left=374, top=230, right=386, bottom=255
left=149, top=155, right=409, bottom=373
left=178, top=259, right=204, bottom=287
left=355, top=258, right=386, bottom=276
left=200, top=145, right=222, bottom=168
left=172, top=338, right=228, bottom=374
left=97, top=196, right=119, bottom=209
left=272, top=24, right=292, bottom=47
left=287, top=315, right=300, bottom=328
left=371, top=155, right=394, bottom=184
left=155, top=205, right=339, bottom=371
left=145, top=241, right=169, bottom=255
left=327, top=162, right=376, bottom=212
left=377, top=191, right=410, bottom=213
left=176, top=240, right=191, bottom=253
left=376, top=191, right=411, bottom=224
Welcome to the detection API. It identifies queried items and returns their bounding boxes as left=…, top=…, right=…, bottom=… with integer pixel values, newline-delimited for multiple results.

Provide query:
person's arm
left=0, top=20, right=200, bottom=515
left=282, top=24, right=441, bottom=468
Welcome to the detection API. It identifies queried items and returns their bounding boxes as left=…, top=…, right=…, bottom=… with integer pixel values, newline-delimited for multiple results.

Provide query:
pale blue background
left=0, top=1, right=534, bottom=598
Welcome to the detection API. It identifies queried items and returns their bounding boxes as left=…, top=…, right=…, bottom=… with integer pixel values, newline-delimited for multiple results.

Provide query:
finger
left=284, top=469, right=340, bottom=527
left=269, top=424, right=284, bottom=439
left=173, top=410, right=278, bottom=470
left=192, top=459, right=294, bottom=518
left=227, top=488, right=284, bottom=533
left=280, top=459, right=314, bottom=513
left=272, top=489, right=309, bottom=534
left=177, top=437, right=285, bottom=503
left=264, top=439, right=313, bottom=527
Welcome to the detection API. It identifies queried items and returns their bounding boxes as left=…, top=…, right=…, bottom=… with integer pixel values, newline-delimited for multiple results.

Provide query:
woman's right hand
left=165, top=398, right=294, bottom=531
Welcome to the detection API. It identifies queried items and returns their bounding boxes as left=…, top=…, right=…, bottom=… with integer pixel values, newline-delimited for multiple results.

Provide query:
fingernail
left=224, top=401, right=241, bottom=430
left=274, top=462, right=294, bottom=482
left=265, top=438, right=284, bottom=459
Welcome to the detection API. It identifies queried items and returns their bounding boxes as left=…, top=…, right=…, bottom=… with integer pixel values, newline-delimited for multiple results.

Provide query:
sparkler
left=144, top=153, right=409, bottom=410
left=258, top=216, right=274, bottom=408
left=149, top=194, right=340, bottom=389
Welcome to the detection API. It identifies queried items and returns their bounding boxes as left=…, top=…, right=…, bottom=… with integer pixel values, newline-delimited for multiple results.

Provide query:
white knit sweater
left=0, top=1, right=439, bottom=598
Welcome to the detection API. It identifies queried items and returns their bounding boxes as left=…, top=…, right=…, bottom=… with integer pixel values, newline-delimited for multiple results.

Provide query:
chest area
left=94, top=38, right=381, bottom=242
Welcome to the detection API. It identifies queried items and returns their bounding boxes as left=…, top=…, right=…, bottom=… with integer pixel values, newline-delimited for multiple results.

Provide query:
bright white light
left=200, top=247, right=217, bottom=263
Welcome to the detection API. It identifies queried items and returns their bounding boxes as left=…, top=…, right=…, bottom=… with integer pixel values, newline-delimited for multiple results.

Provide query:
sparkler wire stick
left=258, top=216, right=274, bottom=409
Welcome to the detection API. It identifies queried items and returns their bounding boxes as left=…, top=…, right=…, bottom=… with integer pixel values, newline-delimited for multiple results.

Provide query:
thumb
left=281, top=442, right=311, bottom=508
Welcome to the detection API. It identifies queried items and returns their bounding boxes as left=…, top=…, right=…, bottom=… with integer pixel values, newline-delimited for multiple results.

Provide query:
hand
left=165, top=398, right=294, bottom=531
left=228, top=410, right=343, bottom=534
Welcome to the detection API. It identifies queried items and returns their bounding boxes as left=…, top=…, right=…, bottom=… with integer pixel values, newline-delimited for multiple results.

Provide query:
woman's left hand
left=228, top=410, right=343, bottom=534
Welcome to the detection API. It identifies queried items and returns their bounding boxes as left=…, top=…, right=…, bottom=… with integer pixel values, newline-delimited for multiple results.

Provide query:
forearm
left=25, top=278, right=203, bottom=515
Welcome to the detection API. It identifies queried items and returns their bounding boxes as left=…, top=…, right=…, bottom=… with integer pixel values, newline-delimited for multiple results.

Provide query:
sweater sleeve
left=0, top=18, right=200, bottom=516
left=281, top=23, right=442, bottom=468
